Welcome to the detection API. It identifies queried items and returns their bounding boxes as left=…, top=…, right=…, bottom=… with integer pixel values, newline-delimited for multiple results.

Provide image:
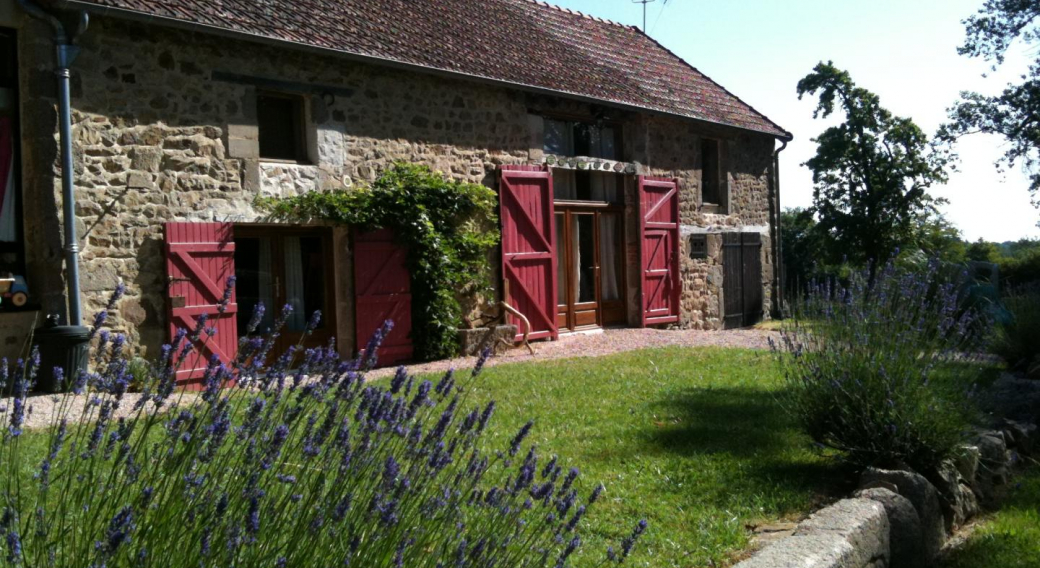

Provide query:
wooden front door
left=164, top=222, right=239, bottom=385
left=353, top=228, right=413, bottom=366
left=499, top=165, right=558, bottom=341
left=554, top=207, right=626, bottom=331
left=722, top=232, right=763, bottom=328
left=233, top=226, right=337, bottom=356
left=638, top=176, right=681, bottom=326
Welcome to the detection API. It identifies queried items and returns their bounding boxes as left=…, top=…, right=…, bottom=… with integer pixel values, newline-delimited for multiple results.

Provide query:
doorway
left=554, top=207, right=625, bottom=331
left=234, top=226, right=337, bottom=355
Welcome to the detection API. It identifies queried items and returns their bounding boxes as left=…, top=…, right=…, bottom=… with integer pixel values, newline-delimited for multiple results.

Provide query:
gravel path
left=368, top=327, right=778, bottom=379
left=4, top=328, right=776, bottom=430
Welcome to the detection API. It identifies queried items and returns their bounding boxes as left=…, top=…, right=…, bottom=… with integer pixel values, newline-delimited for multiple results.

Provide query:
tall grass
left=0, top=281, right=645, bottom=567
left=773, top=260, right=986, bottom=472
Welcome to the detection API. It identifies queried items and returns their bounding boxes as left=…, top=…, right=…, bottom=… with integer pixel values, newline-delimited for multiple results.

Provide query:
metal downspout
left=17, top=0, right=89, bottom=325
left=772, top=139, right=788, bottom=319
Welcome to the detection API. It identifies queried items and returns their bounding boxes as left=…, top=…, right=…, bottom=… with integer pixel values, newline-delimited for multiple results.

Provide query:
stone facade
left=2, top=13, right=781, bottom=359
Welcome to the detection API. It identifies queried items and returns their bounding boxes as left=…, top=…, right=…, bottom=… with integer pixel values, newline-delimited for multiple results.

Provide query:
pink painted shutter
left=639, top=176, right=681, bottom=326
left=499, top=165, right=557, bottom=341
left=164, top=222, right=238, bottom=385
left=354, top=228, right=413, bottom=366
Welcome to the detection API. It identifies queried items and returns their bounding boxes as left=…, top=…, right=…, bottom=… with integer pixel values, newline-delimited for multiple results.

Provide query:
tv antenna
left=631, top=0, right=657, bottom=32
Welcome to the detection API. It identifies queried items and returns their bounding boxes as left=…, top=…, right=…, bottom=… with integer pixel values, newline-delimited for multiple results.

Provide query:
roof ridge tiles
left=518, top=0, right=637, bottom=30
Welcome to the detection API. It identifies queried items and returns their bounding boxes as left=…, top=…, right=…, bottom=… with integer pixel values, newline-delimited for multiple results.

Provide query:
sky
left=544, top=0, right=1040, bottom=242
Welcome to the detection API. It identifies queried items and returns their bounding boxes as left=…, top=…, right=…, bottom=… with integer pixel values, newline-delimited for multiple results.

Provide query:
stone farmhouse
left=0, top=0, right=791, bottom=377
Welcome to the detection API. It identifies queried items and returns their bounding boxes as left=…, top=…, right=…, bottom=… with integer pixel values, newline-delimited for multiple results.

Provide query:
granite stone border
left=736, top=373, right=1039, bottom=568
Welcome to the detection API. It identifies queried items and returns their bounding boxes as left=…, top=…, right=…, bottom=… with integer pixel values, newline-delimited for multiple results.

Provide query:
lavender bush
left=0, top=281, right=645, bottom=567
left=773, top=260, right=986, bottom=472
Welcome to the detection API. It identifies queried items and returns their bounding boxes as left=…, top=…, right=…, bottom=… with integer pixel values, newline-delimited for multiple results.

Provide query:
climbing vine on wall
left=257, top=163, right=499, bottom=361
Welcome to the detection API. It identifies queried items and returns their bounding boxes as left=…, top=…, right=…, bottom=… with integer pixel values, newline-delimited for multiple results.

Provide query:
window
left=234, top=227, right=335, bottom=354
left=0, top=29, right=26, bottom=309
left=257, top=91, right=308, bottom=162
left=543, top=118, right=618, bottom=160
left=701, top=138, right=721, bottom=206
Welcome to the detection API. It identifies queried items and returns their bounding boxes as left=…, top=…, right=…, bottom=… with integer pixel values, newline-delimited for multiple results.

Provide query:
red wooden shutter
left=164, top=222, right=238, bottom=385
left=354, top=228, right=413, bottom=366
left=639, top=176, right=681, bottom=326
left=499, top=165, right=557, bottom=341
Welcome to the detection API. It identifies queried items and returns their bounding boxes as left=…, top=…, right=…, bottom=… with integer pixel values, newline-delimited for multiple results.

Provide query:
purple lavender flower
left=509, top=420, right=534, bottom=457
left=217, top=276, right=236, bottom=315
left=246, top=302, right=267, bottom=334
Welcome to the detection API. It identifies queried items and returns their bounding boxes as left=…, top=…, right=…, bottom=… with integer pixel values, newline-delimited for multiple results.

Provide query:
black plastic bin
left=32, top=317, right=90, bottom=393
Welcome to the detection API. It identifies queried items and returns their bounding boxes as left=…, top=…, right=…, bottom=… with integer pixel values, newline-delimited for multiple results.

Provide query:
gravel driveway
left=368, top=327, right=778, bottom=379
left=5, top=328, right=776, bottom=430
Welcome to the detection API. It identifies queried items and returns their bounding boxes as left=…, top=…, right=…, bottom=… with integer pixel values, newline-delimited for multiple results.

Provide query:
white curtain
left=590, top=173, right=618, bottom=202
left=555, top=215, right=566, bottom=304
left=571, top=216, right=581, bottom=302
left=256, top=238, right=274, bottom=331
left=0, top=118, right=15, bottom=243
left=283, top=236, right=306, bottom=331
left=599, top=215, right=620, bottom=301
left=553, top=169, right=577, bottom=200
left=0, top=163, right=14, bottom=242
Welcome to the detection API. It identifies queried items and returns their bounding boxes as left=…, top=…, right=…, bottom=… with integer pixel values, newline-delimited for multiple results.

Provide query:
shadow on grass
left=643, top=385, right=854, bottom=500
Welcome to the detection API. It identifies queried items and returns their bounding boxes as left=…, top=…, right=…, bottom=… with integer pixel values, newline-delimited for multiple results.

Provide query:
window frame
left=541, top=114, right=624, bottom=161
left=256, top=90, right=310, bottom=164
left=700, top=137, right=724, bottom=208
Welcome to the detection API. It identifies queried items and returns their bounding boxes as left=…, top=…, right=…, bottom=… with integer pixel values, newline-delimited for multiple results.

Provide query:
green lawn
left=437, top=347, right=849, bottom=567
left=940, top=468, right=1040, bottom=568
left=8, top=347, right=844, bottom=567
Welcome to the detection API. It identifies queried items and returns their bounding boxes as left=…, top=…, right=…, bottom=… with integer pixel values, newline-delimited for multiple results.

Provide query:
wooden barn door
left=638, top=176, right=681, bottom=326
left=499, top=165, right=557, bottom=341
left=164, top=222, right=238, bottom=385
left=723, top=232, right=763, bottom=328
left=354, top=228, right=413, bottom=366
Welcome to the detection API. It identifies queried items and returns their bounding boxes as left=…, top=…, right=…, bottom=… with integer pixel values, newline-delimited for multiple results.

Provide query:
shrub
left=0, top=283, right=645, bottom=567
left=991, top=286, right=1040, bottom=377
left=773, top=261, right=985, bottom=472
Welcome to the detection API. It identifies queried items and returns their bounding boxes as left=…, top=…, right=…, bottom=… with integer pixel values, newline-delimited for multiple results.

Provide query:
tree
left=940, top=0, right=1040, bottom=213
left=966, top=237, right=1001, bottom=262
left=781, top=207, right=827, bottom=294
left=797, top=62, right=951, bottom=269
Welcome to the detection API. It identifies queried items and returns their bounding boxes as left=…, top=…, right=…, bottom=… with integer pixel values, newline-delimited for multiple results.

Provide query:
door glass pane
left=576, top=215, right=595, bottom=303
left=235, top=237, right=275, bottom=334
left=556, top=214, right=566, bottom=305
left=599, top=214, right=622, bottom=302
left=284, top=236, right=328, bottom=332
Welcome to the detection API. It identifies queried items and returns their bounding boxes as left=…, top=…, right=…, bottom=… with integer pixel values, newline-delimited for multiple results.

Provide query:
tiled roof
left=55, top=0, right=791, bottom=138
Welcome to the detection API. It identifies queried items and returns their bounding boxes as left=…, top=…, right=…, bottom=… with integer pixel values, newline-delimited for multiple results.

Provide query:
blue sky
left=544, top=0, right=1040, bottom=242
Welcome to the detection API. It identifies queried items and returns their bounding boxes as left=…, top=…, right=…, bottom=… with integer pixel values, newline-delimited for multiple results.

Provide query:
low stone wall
left=737, top=397, right=1039, bottom=568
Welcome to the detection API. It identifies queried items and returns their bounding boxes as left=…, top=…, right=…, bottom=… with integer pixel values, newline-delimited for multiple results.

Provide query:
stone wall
left=7, top=15, right=781, bottom=357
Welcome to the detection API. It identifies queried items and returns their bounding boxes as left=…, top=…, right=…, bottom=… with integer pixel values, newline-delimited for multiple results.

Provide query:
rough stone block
left=736, top=498, right=889, bottom=568
left=458, top=325, right=518, bottom=357
left=228, top=137, right=259, bottom=160
left=860, top=467, right=945, bottom=562
left=854, top=488, right=922, bottom=568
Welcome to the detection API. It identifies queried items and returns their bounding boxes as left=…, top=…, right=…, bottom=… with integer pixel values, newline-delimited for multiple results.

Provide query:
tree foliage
left=258, top=163, right=500, bottom=361
left=797, top=62, right=950, bottom=268
left=940, top=0, right=1040, bottom=212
